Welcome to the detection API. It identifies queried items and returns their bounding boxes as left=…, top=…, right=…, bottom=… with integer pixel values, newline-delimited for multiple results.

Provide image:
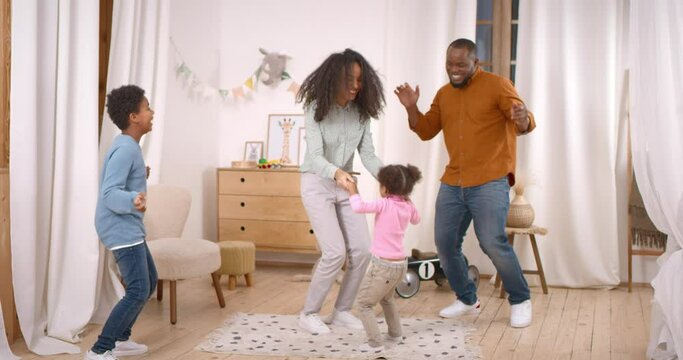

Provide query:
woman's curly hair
left=378, top=164, right=422, bottom=197
left=296, top=49, right=385, bottom=123
left=106, top=85, right=145, bottom=130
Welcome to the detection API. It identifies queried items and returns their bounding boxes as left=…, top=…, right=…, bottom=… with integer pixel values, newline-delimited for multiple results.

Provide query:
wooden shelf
left=630, top=249, right=664, bottom=256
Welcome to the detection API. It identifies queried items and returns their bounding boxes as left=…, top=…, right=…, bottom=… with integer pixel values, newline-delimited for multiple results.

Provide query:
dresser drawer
left=218, top=195, right=309, bottom=222
left=218, top=219, right=318, bottom=253
left=218, top=170, right=300, bottom=196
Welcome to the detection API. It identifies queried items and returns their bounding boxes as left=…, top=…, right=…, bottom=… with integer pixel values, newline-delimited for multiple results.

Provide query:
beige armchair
left=143, top=184, right=225, bottom=324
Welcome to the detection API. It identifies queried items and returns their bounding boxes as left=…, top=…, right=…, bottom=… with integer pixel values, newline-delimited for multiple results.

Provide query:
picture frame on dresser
left=243, top=141, right=264, bottom=162
left=266, top=114, right=304, bottom=166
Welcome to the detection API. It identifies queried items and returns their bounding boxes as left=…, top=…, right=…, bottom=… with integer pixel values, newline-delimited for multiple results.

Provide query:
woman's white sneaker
left=510, top=299, right=532, bottom=328
left=298, top=312, right=331, bottom=334
left=358, top=342, right=385, bottom=353
left=439, top=299, right=481, bottom=318
left=385, top=334, right=405, bottom=344
left=324, top=310, right=364, bottom=330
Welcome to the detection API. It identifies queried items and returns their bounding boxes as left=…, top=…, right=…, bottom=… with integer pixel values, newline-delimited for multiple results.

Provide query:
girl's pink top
left=349, top=194, right=420, bottom=259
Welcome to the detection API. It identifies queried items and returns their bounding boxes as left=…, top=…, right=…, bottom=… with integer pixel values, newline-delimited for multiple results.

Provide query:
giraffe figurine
left=279, top=118, right=296, bottom=164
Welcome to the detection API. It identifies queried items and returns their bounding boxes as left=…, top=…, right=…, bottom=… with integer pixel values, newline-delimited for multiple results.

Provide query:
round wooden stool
left=217, top=240, right=256, bottom=290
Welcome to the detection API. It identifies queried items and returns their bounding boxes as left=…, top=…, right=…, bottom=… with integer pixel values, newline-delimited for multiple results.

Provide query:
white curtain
left=0, top=302, right=19, bottom=359
left=629, top=0, right=683, bottom=357
left=514, top=0, right=625, bottom=287
left=10, top=0, right=100, bottom=355
left=377, top=0, right=476, bottom=254
left=92, top=0, right=170, bottom=323
left=99, top=0, right=170, bottom=186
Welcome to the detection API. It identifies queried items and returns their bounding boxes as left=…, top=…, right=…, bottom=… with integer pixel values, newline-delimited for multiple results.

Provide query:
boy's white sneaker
left=112, top=340, right=148, bottom=356
left=439, top=299, right=481, bottom=318
left=324, top=309, right=364, bottom=330
left=84, top=350, right=118, bottom=360
left=298, top=312, right=331, bottom=334
left=510, top=299, right=532, bottom=328
left=358, top=342, right=385, bottom=353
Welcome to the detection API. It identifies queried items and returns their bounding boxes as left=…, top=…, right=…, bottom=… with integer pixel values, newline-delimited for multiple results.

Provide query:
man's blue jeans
left=92, top=242, right=157, bottom=354
left=435, top=177, right=530, bottom=305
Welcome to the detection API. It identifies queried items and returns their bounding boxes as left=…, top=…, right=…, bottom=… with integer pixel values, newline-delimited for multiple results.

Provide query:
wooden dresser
left=216, top=168, right=318, bottom=254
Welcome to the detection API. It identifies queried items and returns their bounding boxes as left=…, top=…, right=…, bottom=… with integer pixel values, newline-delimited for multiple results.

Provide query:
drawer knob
left=309, top=229, right=314, bottom=234
left=240, top=226, right=245, bottom=231
left=240, top=202, right=245, bottom=207
left=240, top=177, right=245, bottom=183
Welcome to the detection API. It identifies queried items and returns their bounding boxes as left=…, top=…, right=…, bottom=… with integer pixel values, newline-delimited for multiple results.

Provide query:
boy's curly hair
left=378, top=164, right=422, bottom=197
left=296, top=48, right=385, bottom=123
left=106, top=85, right=145, bottom=130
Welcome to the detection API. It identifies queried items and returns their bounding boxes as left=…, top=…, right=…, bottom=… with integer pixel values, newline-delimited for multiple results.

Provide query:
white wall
left=163, top=0, right=221, bottom=242
left=162, top=0, right=658, bottom=283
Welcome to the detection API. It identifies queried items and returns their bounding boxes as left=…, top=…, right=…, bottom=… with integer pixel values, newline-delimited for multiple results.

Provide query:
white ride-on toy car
left=396, top=248, right=480, bottom=298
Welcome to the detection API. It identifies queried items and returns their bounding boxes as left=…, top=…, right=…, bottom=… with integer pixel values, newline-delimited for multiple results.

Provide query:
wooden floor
left=11, top=265, right=652, bottom=360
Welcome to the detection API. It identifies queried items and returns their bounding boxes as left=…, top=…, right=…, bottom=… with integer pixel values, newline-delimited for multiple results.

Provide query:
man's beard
left=450, top=73, right=473, bottom=88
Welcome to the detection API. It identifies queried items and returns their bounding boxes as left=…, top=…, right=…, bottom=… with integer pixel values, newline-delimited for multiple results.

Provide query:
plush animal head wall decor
left=257, top=48, right=291, bottom=87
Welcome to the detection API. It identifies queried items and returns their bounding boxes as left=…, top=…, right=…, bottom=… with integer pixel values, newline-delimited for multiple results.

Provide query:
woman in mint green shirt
left=295, top=49, right=386, bottom=335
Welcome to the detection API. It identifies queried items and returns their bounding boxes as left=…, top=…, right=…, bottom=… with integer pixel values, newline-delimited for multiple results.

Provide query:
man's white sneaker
left=84, top=350, right=118, bottom=360
left=439, top=299, right=481, bottom=318
left=112, top=340, right=148, bottom=356
left=324, top=310, right=364, bottom=330
left=358, top=342, right=385, bottom=353
left=298, top=312, right=331, bottom=334
left=510, top=299, right=532, bottom=328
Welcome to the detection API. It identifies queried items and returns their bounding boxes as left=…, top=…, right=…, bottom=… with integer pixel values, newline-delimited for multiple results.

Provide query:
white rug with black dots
left=196, top=313, right=482, bottom=359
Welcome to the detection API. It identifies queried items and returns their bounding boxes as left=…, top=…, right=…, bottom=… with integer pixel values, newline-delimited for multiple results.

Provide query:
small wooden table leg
left=170, top=280, right=177, bottom=324
left=494, top=273, right=504, bottom=298
left=529, top=234, right=548, bottom=294
left=211, top=272, right=226, bottom=308
left=245, top=273, right=253, bottom=287
left=156, top=279, right=163, bottom=301
left=228, top=275, right=237, bottom=290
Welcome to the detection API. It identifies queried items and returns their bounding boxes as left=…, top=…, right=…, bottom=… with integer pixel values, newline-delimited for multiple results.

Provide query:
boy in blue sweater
left=85, top=85, right=156, bottom=360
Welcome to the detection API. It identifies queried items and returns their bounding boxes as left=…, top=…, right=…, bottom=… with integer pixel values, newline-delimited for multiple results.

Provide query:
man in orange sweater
left=394, top=38, right=536, bottom=328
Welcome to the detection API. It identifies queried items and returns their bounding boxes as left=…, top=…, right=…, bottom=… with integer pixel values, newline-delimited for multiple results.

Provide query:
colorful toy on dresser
left=256, top=158, right=282, bottom=169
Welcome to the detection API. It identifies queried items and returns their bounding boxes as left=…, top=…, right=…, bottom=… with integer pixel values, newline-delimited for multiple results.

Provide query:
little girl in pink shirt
left=345, top=164, right=422, bottom=353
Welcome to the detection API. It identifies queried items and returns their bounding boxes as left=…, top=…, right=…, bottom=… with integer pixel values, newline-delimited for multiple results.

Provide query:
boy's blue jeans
left=435, top=177, right=530, bottom=305
left=92, top=242, right=157, bottom=354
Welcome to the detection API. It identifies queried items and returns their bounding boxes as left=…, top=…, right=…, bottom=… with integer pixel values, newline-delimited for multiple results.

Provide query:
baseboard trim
left=256, top=260, right=313, bottom=268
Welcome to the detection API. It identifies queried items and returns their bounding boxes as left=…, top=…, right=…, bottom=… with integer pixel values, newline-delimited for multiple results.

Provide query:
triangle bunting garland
left=170, top=37, right=300, bottom=102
